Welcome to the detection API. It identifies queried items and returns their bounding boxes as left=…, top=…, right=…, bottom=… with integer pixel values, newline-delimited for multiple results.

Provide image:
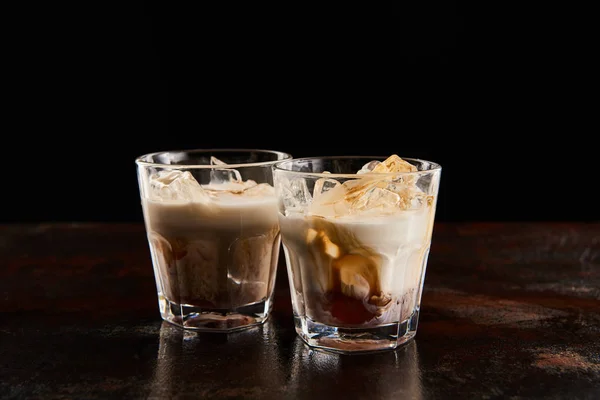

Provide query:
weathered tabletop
left=1, top=222, right=599, bottom=399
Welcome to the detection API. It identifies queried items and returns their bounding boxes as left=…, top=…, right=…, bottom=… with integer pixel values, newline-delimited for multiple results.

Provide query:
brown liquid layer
left=150, top=226, right=280, bottom=309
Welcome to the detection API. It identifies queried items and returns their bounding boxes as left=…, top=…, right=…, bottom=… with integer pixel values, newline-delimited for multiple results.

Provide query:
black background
left=3, top=2, right=597, bottom=223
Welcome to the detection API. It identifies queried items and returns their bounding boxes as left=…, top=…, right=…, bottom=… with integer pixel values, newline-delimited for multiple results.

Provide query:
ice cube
left=407, top=191, right=432, bottom=210
left=350, top=187, right=400, bottom=212
left=371, top=154, right=417, bottom=173
left=308, top=155, right=420, bottom=217
left=150, top=170, right=212, bottom=203
left=307, top=155, right=421, bottom=215
left=357, top=160, right=381, bottom=174
left=209, top=155, right=243, bottom=184
left=385, top=183, right=431, bottom=210
left=281, top=178, right=313, bottom=214
left=210, top=168, right=243, bottom=184
left=313, top=178, right=341, bottom=199
left=342, top=178, right=380, bottom=205
left=308, top=181, right=351, bottom=218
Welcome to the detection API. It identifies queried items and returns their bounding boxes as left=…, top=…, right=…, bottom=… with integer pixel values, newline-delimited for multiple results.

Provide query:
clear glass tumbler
left=136, top=149, right=292, bottom=332
left=273, top=155, right=442, bottom=353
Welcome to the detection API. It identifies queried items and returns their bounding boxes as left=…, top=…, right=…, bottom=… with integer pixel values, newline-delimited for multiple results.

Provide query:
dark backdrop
left=3, top=2, right=596, bottom=224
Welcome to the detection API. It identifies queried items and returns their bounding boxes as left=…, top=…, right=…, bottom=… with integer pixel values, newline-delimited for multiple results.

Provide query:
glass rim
left=135, top=148, right=292, bottom=169
left=273, top=155, right=442, bottom=179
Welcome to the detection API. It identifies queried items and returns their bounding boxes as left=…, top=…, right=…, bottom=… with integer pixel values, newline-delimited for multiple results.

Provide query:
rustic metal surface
left=1, top=222, right=599, bottom=399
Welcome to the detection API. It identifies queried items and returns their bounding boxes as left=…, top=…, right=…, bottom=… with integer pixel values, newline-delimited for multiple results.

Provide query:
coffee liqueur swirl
left=279, top=155, right=436, bottom=328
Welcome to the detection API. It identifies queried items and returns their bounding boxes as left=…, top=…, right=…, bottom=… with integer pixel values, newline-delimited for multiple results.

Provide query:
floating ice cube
left=210, top=168, right=243, bottom=184
left=313, top=178, right=341, bottom=199
left=357, top=155, right=415, bottom=175
left=385, top=183, right=430, bottom=210
left=150, top=170, right=212, bottom=203
left=342, top=178, right=381, bottom=206
left=305, top=155, right=425, bottom=217
left=209, top=155, right=243, bottom=184
left=404, top=189, right=431, bottom=210
left=308, top=181, right=350, bottom=218
left=281, top=178, right=312, bottom=214
left=350, top=187, right=400, bottom=212
left=310, top=178, right=391, bottom=218
left=357, top=160, right=381, bottom=174
left=371, top=154, right=417, bottom=173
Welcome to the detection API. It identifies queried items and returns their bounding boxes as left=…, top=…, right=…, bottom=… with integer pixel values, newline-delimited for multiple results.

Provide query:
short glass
left=136, top=149, right=292, bottom=332
left=273, top=155, right=442, bottom=353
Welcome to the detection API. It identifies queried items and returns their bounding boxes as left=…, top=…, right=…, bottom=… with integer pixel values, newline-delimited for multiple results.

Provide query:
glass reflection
left=149, top=320, right=286, bottom=398
left=287, top=338, right=423, bottom=399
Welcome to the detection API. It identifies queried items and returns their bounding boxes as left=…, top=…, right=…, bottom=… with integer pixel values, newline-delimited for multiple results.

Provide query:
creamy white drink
left=142, top=167, right=280, bottom=313
left=278, top=155, right=437, bottom=328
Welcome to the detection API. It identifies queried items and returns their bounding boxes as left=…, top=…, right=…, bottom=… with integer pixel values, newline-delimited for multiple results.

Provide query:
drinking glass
left=136, top=149, right=292, bottom=332
left=273, top=155, right=441, bottom=353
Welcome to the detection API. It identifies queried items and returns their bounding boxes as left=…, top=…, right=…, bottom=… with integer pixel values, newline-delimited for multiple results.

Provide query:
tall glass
left=273, top=155, right=442, bottom=353
left=136, top=149, right=292, bottom=332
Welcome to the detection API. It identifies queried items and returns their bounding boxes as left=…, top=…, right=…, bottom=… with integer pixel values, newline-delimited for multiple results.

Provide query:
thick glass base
left=294, top=309, right=420, bottom=354
left=158, top=295, right=272, bottom=333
